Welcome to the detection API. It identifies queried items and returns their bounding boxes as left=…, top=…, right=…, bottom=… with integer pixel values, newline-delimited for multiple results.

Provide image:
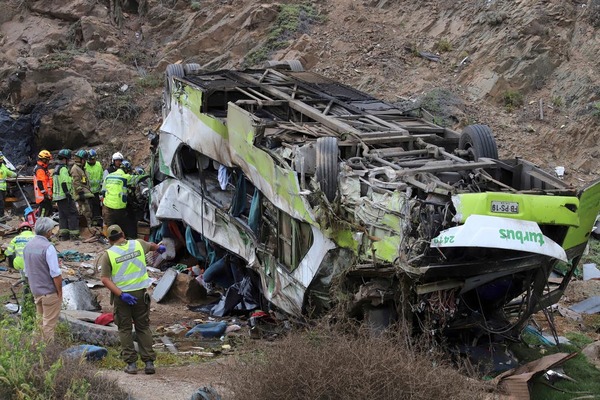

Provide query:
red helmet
left=18, top=221, right=32, bottom=231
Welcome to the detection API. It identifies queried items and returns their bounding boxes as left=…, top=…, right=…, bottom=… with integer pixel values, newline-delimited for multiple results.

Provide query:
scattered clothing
left=94, top=312, right=115, bottom=326
left=63, top=345, right=108, bottom=361
left=57, top=250, right=93, bottom=262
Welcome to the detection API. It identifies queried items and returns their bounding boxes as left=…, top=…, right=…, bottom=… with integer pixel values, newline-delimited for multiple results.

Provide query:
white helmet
left=112, top=152, right=124, bottom=161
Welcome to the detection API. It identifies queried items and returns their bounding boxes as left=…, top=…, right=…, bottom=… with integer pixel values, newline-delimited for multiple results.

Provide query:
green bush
left=39, top=50, right=84, bottom=71
left=502, top=90, right=524, bottom=112
left=244, top=3, right=321, bottom=67
left=0, top=317, right=129, bottom=399
left=137, top=74, right=163, bottom=89
left=436, top=38, right=453, bottom=52
left=592, top=101, right=600, bottom=118
left=551, top=96, right=563, bottom=108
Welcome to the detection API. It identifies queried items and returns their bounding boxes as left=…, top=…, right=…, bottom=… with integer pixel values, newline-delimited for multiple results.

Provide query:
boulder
left=70, top=53, right=137, bottom=83
left=29, top=0, right=97, bottom=21
left=35, top=76, right=98, bottom=149
left=171, top=273, right=206, bottom=304
left=0, top=15, right=69, bottom=63
left=582, top=341, right=600, bottom=369
left=80, top=16, right=120, bottom=51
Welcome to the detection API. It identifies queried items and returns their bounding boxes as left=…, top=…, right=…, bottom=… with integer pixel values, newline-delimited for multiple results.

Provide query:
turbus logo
left=499, top=229, right=545, bottom=246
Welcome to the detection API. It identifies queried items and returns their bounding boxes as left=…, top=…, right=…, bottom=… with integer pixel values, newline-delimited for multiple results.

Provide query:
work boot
left=144, top=361, right=155, bottom=375
left=124, top=362, right=138, bottom=375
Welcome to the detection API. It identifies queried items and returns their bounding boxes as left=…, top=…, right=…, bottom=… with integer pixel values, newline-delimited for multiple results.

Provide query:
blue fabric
left=205, top=239, right=216, bottom=265
left=185, top=225, right=205, bottom=261
left=63, top=345, right=108, bottom=361
left=248, top=189, right=261, bottom=234
left=185, top=321, right=227, bottom=338
left=203, top=255, right=235, bottom=288
left=149, top=223, right=164, bottom=243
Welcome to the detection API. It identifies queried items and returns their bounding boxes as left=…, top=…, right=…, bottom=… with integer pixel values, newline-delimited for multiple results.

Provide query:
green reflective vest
left=5, top=230, right=35, bottom=270
left=52, top=164, right=73, bottom=201
left=0, top=163, right=16, bottom=191
left=85, top=161, right=103, bottom=194
left=107, top=240, right=150, bottom=292
left=103, top=169, right=131, bottom=209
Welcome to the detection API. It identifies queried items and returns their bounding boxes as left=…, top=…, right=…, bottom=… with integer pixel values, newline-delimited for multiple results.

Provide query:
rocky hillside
left=1, top=0, right=600, bottom=182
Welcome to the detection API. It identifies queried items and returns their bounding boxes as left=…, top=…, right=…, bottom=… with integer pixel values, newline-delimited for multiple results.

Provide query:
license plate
left=491, top=201, right=519, bottom=214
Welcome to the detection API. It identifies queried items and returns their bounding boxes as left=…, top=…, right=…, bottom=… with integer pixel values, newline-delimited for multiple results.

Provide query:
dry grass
left=223, top=322, right=493, bottom=400
left=0, top=317, right=129, bottom=400
left=40, top=343, right=130, bottom=400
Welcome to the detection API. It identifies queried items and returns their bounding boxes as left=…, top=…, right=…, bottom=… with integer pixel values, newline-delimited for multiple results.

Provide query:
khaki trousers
left=113, top=289, right=156, bottom=363
left=34, top=292, right=62, bottom=341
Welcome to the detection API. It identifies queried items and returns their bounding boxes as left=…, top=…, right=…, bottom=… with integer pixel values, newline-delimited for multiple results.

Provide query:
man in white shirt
left=23, top=217, right=62, bottom=341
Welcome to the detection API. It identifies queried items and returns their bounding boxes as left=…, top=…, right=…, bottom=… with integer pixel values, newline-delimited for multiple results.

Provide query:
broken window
left=259, top=200, right=313, bottom=271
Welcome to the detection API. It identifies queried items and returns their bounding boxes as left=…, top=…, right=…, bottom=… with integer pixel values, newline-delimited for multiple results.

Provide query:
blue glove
left=157, top=245, right=166, bottom=254
left=120, top=292, right=137, bottom=305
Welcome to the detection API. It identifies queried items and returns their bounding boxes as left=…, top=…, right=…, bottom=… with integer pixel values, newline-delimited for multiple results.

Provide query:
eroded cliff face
left=1, top=0, right=600, bottom=179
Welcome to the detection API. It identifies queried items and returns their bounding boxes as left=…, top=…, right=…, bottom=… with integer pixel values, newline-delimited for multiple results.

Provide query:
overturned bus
left=151, top=63, right=600, bottom=339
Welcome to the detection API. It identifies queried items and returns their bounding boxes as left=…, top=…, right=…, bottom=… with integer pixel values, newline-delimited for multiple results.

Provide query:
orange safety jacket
left=33, top=160, right=53, bottom=204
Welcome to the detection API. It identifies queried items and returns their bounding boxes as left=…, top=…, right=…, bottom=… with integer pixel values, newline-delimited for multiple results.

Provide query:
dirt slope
left=0, top=0, right=599, bottom=182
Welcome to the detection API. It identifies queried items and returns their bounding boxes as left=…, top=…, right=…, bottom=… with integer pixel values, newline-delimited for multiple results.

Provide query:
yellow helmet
left=38, top=150, right=52, bottom=160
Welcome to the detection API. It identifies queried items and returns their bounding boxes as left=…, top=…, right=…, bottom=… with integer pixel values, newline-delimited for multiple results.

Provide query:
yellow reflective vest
left=103, top=169, right=130, bottom=209
left=84, top=161, right=103, bottom=194
left=5, top=230, right=35, bottom=270
left=0, top=163, right=16, bottom=191
left=52, top=164, right=73, bottom=201
left=107, top=240, right=151, bottom=292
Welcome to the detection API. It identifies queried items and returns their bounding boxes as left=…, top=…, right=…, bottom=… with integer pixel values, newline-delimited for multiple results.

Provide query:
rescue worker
left=84, top=149, right=103, bottom=226
left=101, top=160, right=132, bottom=238
left=33, top=150, right=53, bottom=217
left=99, top=224, right=165, bottom=375
left=24, top=217, right=62, bottom=341
left=0, top=151, right=17, bottom=218
left=104, top=152, right=124, bottom=179
left=52, top=149, right=79, bottom=240
left=5, top=221, right=35, bottom=275
left=71, top=150, right=94, bottom=230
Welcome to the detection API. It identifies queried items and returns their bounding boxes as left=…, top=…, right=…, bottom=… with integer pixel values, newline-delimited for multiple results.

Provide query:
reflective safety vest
left=0, top=163, right=16, bottom=191
left=107, top=240, right=151, bottom=292
left=52, top=164, right=73, bottom=201
left=85, top=161, right=103, bottom=194
left=5, top=230, right=35, bottom=270
left=33, top=161, right=53, bottom=203
left=103, top=169, right=130, bottom=210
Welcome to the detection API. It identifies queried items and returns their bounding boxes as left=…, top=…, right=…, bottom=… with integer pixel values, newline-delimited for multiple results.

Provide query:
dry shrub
left=39, top=342, right=130, bottom=400
left=224, top=323, right=492, bottom=400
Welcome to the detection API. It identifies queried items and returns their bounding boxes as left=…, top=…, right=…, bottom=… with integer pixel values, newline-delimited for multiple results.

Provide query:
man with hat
left=99, top=224, right=165, bottom=375
left=0, top=151, right=17, bottom=219
left=23, top=217, right=62, bottom=341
